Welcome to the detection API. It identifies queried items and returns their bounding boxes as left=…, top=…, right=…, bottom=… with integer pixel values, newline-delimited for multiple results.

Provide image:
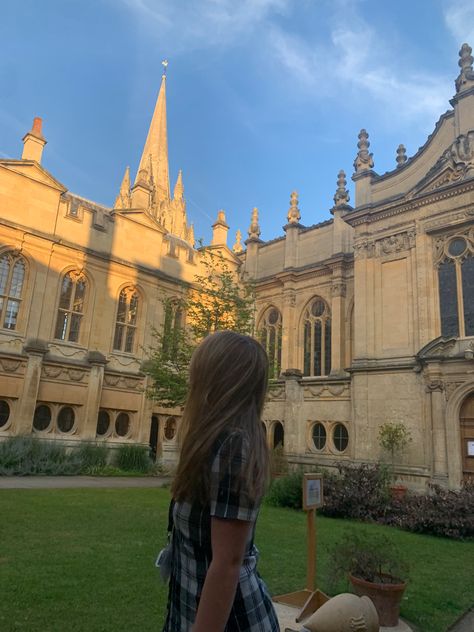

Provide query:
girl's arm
left=192, top=516, right=252, bottom=632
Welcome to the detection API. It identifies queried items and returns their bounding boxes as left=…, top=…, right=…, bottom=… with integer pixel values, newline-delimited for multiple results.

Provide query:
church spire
left=135, top=61, right=170, bottom=203
left=173, top=169, right=184, bottom=200
left=114, top=166, right=131, bottom=209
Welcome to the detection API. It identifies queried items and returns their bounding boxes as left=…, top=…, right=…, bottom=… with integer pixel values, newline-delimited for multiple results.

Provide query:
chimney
left=22, top=117, right=47, bottom=163
left=211, top=210, right=229, bottom=246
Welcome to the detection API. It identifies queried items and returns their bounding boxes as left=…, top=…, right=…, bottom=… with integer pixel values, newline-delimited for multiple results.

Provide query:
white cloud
left=444, top=2, right=474, bottom=47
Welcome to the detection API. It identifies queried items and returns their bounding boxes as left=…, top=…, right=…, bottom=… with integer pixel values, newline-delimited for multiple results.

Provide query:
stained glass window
left=302, top=298, right=331, bottom=376
left=0, top=253, right=26, bottom=330
left=438, top=237, right=473, bottom=338
left=113, top=288, right=139, bottom=353
left=54, top=272, right=86, bottom=342
left=258, top=307, right=282, bottom=379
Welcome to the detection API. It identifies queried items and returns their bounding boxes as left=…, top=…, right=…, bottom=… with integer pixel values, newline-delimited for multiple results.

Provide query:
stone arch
left=271, top=420, right=284, bottom=449
left=445, top=381, right=474, bottom=487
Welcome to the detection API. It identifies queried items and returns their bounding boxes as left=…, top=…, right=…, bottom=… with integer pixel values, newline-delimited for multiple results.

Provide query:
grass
left=0, top=488, right=472, bottom=632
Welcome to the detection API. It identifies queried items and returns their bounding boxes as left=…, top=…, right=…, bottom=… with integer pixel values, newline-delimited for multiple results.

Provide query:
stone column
left=15, top=339, right=48, bottom=434
left=281, top=287, right=296, bottom=371
left=81, top=351, right=107, bottom=440
left=282, top=369, right=304, bottom=455
left=330, top=276, right=347, bottom=376
left=426, top=379, right=449, bottom=485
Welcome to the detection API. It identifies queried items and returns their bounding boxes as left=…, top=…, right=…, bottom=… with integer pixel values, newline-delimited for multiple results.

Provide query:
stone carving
left=43, top=365, right=62, bottom=378
left=104, top=374, right=121, bottom=387
left=425, top=380, right=445, bottom=393
left=0, top=359, right=22, bottom=373
left=328, top=384, right=346, bottom=396
left=124, top=377, right=140, bottom=390
left=333, top=170, right=350, bottom=208
left=378, top=230, right=415, bottom=255
left=445, top=381, right=465, bottom=400
left=455, top=43, right=474, bottom=93
left=331, top=281, right=347, bottom=298
left=267, top=387, right=284, bottom=400
left=287, top=191, right=301, bottom=225
left=396, top=144, right=407, bottom=168
left=418, top=131, right=474, bottom=195
left=68, top=369, right=85, bottom=382
left=465, top=341, right=474, bottom=360
left=432, top=227, right=474, bottom=264
left=283, top=290, right=296, bottom=307
left=247, top=207, right=261, bottom=240
left=353, top=239, right=376, bottom=259
left=353, top=129, right=374, bottom=172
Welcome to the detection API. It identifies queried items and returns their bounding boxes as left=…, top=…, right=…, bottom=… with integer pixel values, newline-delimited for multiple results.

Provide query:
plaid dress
left=163, top=431, right=280, bottom=632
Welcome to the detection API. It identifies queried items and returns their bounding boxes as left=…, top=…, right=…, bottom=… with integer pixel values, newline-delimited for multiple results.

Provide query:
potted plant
left=328, top=530, right=409, bottom=628
left=378, top=421, right=412, bottom=500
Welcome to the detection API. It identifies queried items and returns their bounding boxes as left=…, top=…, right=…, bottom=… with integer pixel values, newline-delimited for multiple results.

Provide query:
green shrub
left=113, top=444, right=152, bottom=473
left=265, top=469, right=304, bottom=509
left=76, top=442, right=109, bottom=471
left=0, top=436, right=82, bottom=476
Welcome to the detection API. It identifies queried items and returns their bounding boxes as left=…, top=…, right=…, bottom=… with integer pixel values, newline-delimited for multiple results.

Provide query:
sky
left=1, top=0, right=473, bottom=245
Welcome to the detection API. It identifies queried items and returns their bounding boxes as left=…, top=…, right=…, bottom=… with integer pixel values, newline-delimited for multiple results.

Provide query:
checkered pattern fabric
left=162, top=431, right=280, bottom=631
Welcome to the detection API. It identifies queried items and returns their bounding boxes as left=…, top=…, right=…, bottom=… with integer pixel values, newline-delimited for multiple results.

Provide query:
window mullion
left=310, top=320, right=314, bottom=375
left=321, top=319, right=325, bottom=376
left=456, top=261, right=465, bottom=337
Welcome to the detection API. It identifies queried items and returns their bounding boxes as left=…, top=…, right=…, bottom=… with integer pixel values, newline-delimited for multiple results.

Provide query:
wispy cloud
left=444, top=2, right=474, bottom=46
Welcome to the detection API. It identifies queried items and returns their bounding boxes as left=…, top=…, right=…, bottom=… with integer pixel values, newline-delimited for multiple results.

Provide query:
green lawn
left=1, top=488, right=472, bottom=632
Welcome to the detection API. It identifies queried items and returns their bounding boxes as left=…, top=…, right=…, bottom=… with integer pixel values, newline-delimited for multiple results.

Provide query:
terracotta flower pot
left=349, top=573, right=406, bottom=627
left=304, top=593, right=379, bottom=632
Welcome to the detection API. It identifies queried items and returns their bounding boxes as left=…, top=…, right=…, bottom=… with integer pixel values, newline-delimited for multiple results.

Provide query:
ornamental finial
left=248, top=207, right=261, bottom=240
left=333, top=170, right=350, bottom=207
left=455, top=43, right=474, bottom=93
left=353, top=129, right=374, bottom=172
left=232, top=229, right=243, bottom=254
left=396, top=144, right=407, bottom=168
left=287, top=191, right=301, bottom=224
left=162, top=59, right=168, bottom=79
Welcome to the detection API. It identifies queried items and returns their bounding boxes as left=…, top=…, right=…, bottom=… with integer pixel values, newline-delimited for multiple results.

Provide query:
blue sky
left=1, top=0, right=473, bottom=245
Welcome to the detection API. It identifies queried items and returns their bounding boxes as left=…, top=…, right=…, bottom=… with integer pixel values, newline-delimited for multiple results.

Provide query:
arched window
left=54, top=271, right=86, bottom=342
left=113, top=287, right=140, bottom=353
left=303, top=298, right=331, bottom=376
left=162, top=300, right=183, bottom=356
left=438, top=236, right=474, bottom=337
left=0, top=252, right=26, bottom=330
left=258, top=307, right=282, bottom=379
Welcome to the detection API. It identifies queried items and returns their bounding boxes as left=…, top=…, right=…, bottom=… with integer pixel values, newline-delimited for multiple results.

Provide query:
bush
left=0, top=436, right=82, bottom=476
left=321, top=463, right=391, bottom=521
left=113, top=444, right=153, bottom=473
left=270, top=444, right=289, bottom=478
left=265, top=469, right=304, bottom=509
left=383, top=483, right=474, bottom=540
left=76, top=442, right=109, bottom=471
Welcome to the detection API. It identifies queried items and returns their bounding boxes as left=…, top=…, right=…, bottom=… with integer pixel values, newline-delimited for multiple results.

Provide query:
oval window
left=448, top=237, right=467, bottom=257
left=33, top=405, right=52, bottom=432
left=115, top=412, right=130, bottom=437
left=312, top=423, right=326, bottom=450
left=268, top=308, right=280, bottom=325
left=164, top=417, right=177, bottom=441
left=311, top=300, right=325, bottom=318
left=57, top=406, right=75, bottom=433
left=0, top=400, right=10, bottom=428
left=333, top=423, right=349, bottom=452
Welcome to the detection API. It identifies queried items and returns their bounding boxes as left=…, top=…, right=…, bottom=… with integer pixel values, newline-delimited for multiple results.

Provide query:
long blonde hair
left=172, top=331, right=270, bottom=505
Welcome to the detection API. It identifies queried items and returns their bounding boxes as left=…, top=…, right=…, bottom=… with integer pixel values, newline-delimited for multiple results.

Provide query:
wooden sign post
left=273, top=473, right=328, bottom=622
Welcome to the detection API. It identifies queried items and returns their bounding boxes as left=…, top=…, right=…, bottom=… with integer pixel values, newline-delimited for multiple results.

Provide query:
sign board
left=303, top=474, right=323, bottom=510
left=467, top=440, right=474, bottom=457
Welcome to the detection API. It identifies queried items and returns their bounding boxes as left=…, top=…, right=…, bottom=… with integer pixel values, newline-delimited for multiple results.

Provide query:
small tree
left=144, top=247, right=255, bottom=408
left=378, top=421, right=412, bottom=477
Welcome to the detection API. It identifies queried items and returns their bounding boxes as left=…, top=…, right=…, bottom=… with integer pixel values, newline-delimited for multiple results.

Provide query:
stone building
left=1, top=45, right=473, bottom=488
left=250, top=44, right=474, bottom=489
left=0, top=68, right=237, bottom=464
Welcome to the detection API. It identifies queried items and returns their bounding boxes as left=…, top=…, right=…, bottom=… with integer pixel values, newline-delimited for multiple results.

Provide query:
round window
left=164, top=417, right=177, bottom=440
left=312, top=423, right=327, bottom=450
left=448, top=237, right=468, bottom=257
left=57, top=406, right=75, bottom=433
left=311, top=300, right=325, bottom=318
left=96, top=410, right=110, bottom=436
left=33, top=405, right=52, bottom=431
left=0, top=400, right=10, bottom=428
left=333, top=423, right=349, bottom=452
left=268, top=308, right=280, bottom=325
left=115, top=412, right=130, bottom=437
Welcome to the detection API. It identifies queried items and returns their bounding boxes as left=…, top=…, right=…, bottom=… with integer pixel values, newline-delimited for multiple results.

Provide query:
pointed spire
left=173, top=170, right=184, bottom=200
left=353, top=129, right=374, bottom=172
left=114, top=166, right=131, bottom=209
left=455, top=43, right=474, bottom=93
left=135, top=64, right=170, bottom=203
left=287, top=191, right=301, bottom=225
left=333, top=170, right=350, bottom=207
left=232, top=229, right=243, bottom=254
left=396, top=144, right=407, bottom=168
left=247, top=207, right=261, bottom=241
left=187, top=223, right=195, bottom=247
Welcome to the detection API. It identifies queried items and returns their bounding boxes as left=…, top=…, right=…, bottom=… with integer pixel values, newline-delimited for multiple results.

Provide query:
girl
left=163, top=331, right=280, bottom=632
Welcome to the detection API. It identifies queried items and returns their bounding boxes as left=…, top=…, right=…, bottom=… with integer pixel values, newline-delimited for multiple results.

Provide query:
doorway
left=460, top=393, right=474, bottom=480
left=149, top=415, right=160, bottom=461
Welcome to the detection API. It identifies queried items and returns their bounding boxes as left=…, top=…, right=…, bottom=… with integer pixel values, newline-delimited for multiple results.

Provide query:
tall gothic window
left=113, top=287, right=139, bottom=353
left=438, top=236, right=474, bottom=338
left=303, top=298, right=331, bottom=376
left=0, top=253, right=26, bottom=330
left=162, top=300, right=183, bottom=355
left=258, top=307, right=282, bottom=379
left=54, top=271, right=86, bottom=342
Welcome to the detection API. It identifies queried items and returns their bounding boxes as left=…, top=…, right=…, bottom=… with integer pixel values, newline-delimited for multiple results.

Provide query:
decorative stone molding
left=103, top=373, right=143, bottom=391
left=331, top=281, right=347, bottom=297
left=432, top=226, right=474, bottom=264
left=283, top=290, right=296, bottom=307
left=455, top=43, right=474, bottom=93
left=354, top=229, right=416, bottom=259
left=353, top=239, right=376, bottom=259
left=267, top=386, right=284, bottom=400
left=68, top=369, right=86, bottom=382
left=353, top=129, right=374, bottom=172
left=304, top=383, right=350, bottom=399
left=287, top=191, right=301, bottom=225
left=41, top=365, right=86, bottom=382
left=445, top=381, right=465, bottom=400
left=333, top=170, right=350, bottom=208
left=425, top=380, right=445, bottom=393
left=0, top=358, right=22, bottom=373
left=42, top=365, right=62, bottom=378
left=396, top=144, right=407, bottom=168
left=247, top=207, right=261, bottom=241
